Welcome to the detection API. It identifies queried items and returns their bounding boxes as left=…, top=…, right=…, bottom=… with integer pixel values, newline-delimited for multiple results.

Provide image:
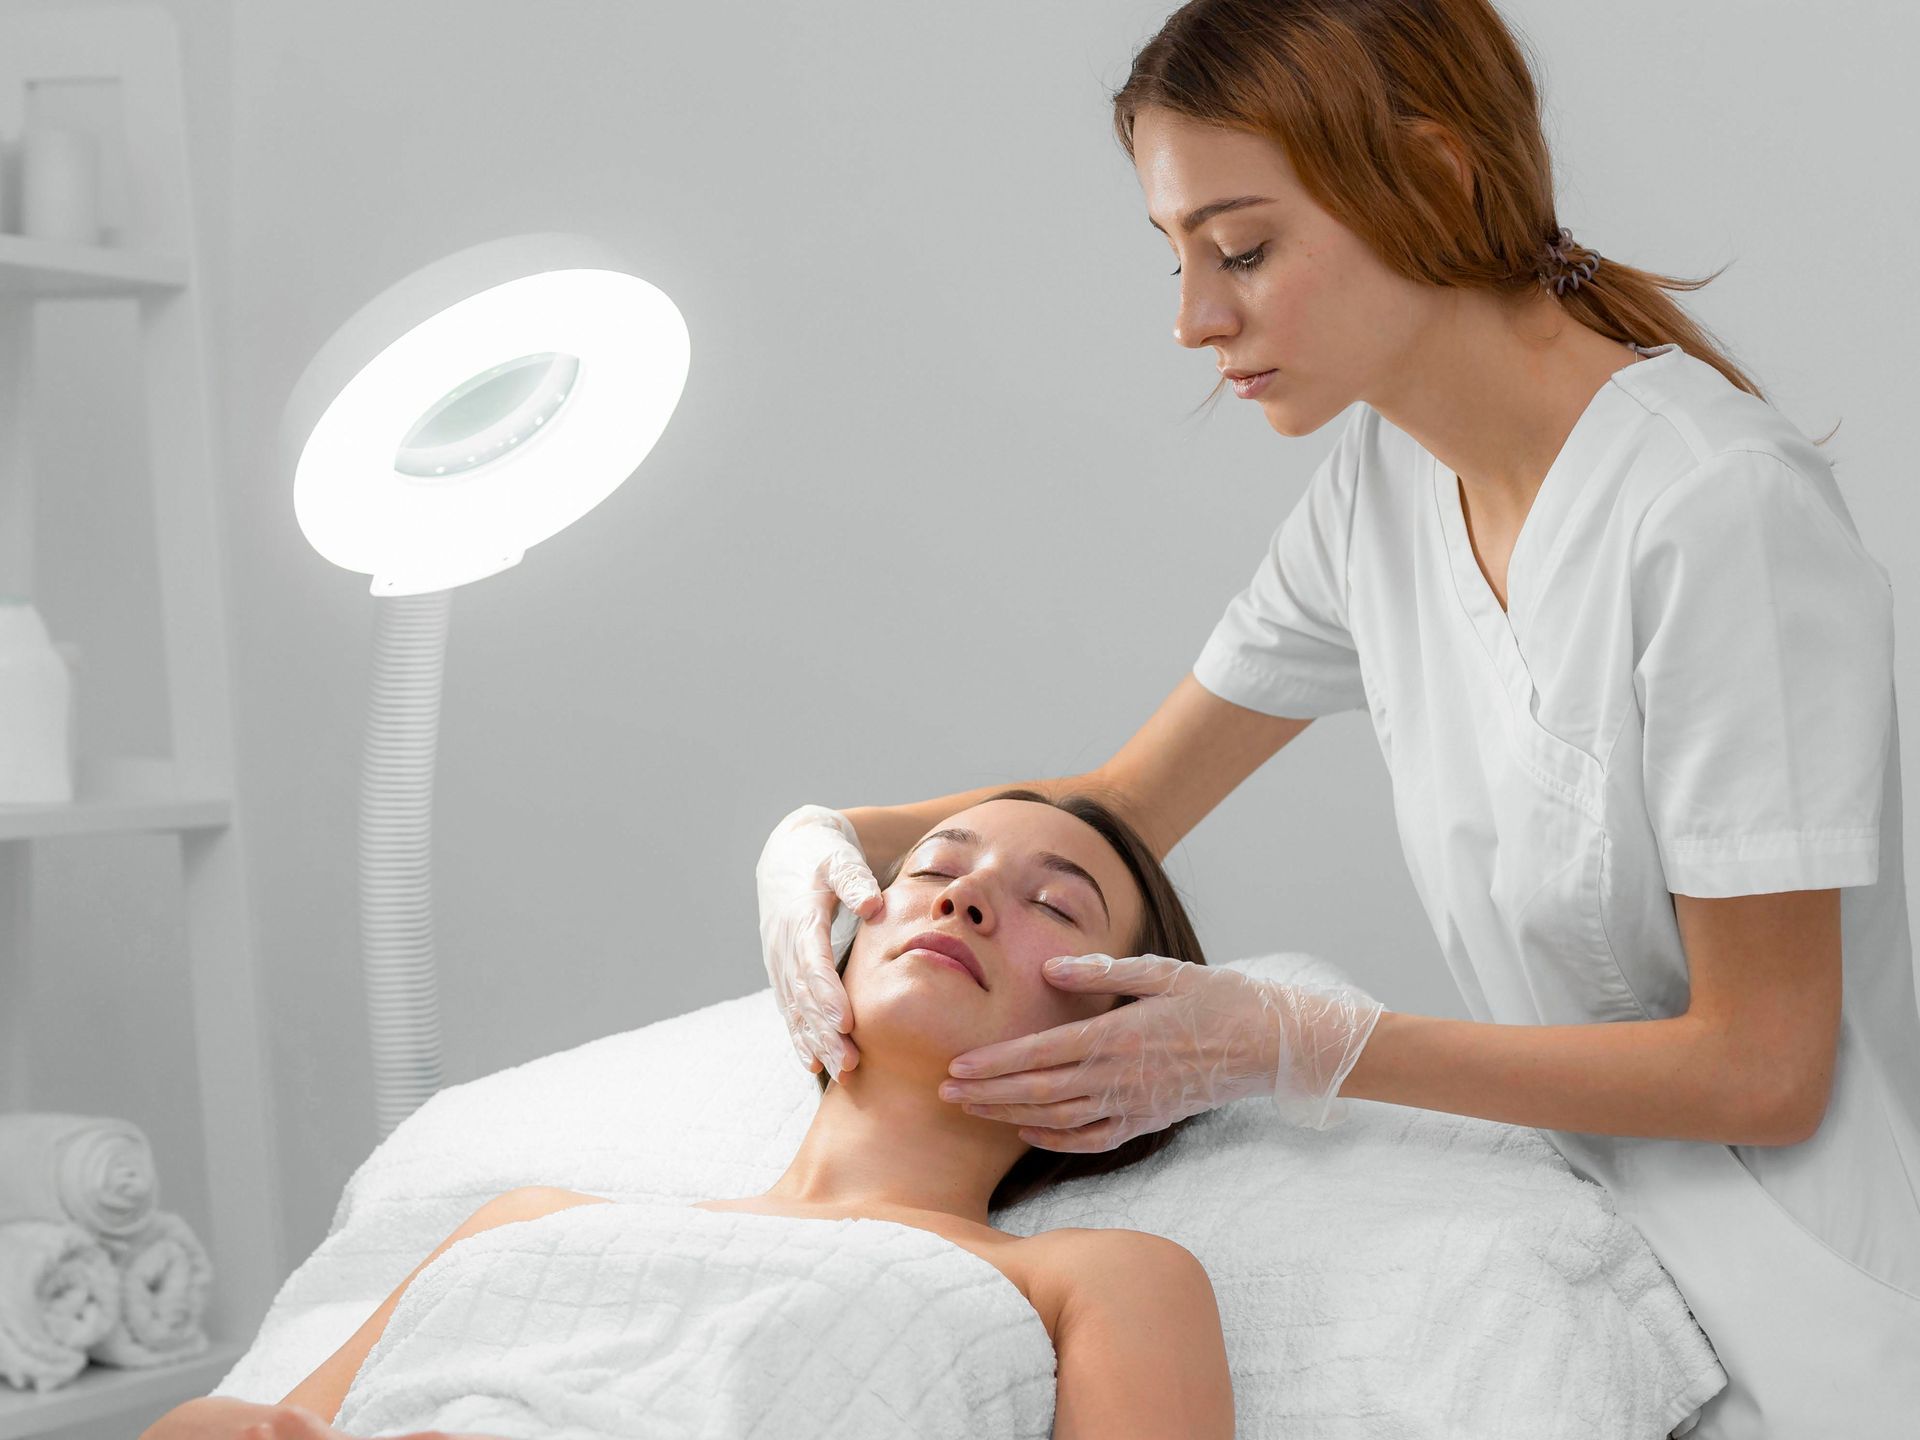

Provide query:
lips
left=899, top=931, right=986, bottom=989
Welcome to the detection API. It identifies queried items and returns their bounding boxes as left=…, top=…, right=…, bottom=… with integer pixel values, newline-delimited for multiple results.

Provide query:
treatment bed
left=210, top=951, right=1726, bottom=1437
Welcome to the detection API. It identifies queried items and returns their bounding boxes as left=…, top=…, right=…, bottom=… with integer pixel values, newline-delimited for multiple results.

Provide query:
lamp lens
left=394, top=351, right=581, bottom=478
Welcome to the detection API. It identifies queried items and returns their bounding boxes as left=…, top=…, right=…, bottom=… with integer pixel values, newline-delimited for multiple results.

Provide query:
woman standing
left=755, top=2, right=1919, bottom=1433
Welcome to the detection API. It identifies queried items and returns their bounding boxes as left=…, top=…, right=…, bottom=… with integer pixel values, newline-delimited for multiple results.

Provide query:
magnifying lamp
left=283, top=232, right=691, bottom=1139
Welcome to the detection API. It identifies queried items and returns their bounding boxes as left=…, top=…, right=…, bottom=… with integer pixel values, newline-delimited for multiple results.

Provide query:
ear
left=1410, top=118, right=1474, bottom=208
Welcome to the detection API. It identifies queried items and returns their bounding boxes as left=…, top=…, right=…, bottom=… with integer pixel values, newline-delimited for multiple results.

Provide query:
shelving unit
left=0, top=4, right=284, bottom=1436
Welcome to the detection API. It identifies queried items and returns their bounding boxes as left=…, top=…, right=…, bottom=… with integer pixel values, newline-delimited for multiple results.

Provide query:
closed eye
left=907, top=870, right=1078, bottom=925
left=1171, top=243, right=1266, bottom=277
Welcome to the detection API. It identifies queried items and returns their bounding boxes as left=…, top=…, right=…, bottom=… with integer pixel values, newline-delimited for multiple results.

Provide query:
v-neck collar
left=1430, top=342, right=1676, bottom=697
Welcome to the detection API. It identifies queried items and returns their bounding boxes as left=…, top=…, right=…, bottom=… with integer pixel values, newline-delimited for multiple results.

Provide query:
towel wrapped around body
left=0, top=1220, right=120, bottom=1392
left=0, top=1113, right=157, bottom=1240
left=334, top=1200, right=1058, bottom=1440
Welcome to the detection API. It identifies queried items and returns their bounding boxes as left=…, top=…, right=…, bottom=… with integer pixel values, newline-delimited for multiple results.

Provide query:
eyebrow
left=1146, top=194, right=1277, bottom=237
left=907, top=827, right=1111, bottom=926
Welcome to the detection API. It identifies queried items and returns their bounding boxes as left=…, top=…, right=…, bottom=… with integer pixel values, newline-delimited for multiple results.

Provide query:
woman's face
left=1132, top=103, right=1426, bottom=437
left=841, top=799, right=1145, bottom=1058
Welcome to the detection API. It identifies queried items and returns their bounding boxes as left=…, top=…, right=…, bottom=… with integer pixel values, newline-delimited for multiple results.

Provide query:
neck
left=759, top=1055, right=1034, bottom=1228
left=1366, top=290, right=1645, bottom=532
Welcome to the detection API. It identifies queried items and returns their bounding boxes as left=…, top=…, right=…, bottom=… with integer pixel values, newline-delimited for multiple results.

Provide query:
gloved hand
left=755, top=804, right=884, bottom=1080
left=936, top=953, right=1386, bottom=1151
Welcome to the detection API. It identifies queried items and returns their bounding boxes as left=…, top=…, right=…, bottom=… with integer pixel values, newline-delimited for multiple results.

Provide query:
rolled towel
left=86, top=1209, right=211, bottom=1369
left=0, top=1219, right=120, bottom=1393
left=0, top=1113, right=157, bottom=1240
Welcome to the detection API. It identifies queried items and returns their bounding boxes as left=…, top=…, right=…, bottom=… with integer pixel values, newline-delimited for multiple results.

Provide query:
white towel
left=0, top=1219, right=119, bottom=1393
left=334, top=1202, right=1057, bottom=1439
left=87, top=1209, right=212, bottom=1369
left=0, top=1112, right=158, bottom=1241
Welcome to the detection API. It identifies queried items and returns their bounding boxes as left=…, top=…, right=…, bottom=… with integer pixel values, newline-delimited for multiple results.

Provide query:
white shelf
left=0, top=1337, right=248, bottom=1439
left=0, top=6, right=286, bottom=1439
left=0, top=234, right=188, bottom=299
left=0, top=756, right=232, bottom=840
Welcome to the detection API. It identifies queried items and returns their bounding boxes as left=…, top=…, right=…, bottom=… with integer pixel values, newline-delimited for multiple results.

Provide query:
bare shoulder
left=1020, top=1227, right=1234, bottom=1440
left=468, top=1185, right=613, bottom=1231
left=1016, top=1223, right=1203, bottom=1275
left=1004, top=1228, right=1210, bottom=1342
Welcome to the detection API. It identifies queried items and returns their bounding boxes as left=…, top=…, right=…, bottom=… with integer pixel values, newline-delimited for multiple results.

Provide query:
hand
left=755, top=804, right=883, bottom=1079
left=141, top=1398, right=509, bottom=1440
left=231, top=1404, right=504, bottom=1439
left=938, top=953, right=1386, bottom=1150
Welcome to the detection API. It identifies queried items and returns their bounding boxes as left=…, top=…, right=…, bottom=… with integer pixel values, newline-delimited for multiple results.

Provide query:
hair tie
left=1536, top=226, right=1600, bottom=296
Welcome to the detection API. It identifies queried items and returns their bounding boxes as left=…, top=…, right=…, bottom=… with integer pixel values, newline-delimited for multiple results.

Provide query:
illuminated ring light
left=286, top=232, right=690, bottom=595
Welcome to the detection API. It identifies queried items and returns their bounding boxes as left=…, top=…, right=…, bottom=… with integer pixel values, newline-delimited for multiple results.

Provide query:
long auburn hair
left=820, top=787, right=1209, bottom=1214
left=1111, top=0, right=1837, bottom=446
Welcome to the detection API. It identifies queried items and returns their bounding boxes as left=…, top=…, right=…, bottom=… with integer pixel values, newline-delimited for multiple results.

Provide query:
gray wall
left=17, top=0, right=1918, bottom=1325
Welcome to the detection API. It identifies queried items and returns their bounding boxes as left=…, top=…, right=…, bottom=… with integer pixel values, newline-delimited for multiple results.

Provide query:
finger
left=807, top=973, right=853, bottom=1035
left=792, top=1026, right=822, bottom=1073
left=947, top=1018, right=1099, bottom=1080
left=806, top=1017, right=858, bottom=1080
left=799, top=962, right=861, bottom=1073
left=826, top=851, right=882, bottom=915
left=774, top=964, right=816, bottom=1068
left=1040, top=952, right=1186, bottom=995
left=942, top=1058, right=1108, bottom=1109
left=1015, top=1115, right=1135, bottom=1154
left=801, top=1017, right=847, bottom=1078
left=785, top=920, right=853, bottom=1077
left=794, top=1012, right=825, bottom=1069
left=803, top=914, right=850, bottom=1028
left=958, top=1092, right=1110, bottom=1129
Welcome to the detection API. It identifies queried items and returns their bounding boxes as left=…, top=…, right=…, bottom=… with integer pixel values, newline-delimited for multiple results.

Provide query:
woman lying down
left=143, top=793, right=1237, bottom=1440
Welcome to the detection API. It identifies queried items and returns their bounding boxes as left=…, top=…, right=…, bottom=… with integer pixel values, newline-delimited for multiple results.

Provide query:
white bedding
left=215, top=952, right=1726, bottom=1437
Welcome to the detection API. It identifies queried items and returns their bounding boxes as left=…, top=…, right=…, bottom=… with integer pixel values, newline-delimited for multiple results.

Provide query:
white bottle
left=0, top=597, right=74, bottom=804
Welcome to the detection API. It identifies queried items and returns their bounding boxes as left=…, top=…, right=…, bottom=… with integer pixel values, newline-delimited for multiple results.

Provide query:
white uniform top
left=1192, top=343, right=1920, bottom=1438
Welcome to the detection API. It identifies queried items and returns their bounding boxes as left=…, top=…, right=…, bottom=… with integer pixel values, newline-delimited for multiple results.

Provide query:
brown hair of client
left=818, top=787, right=1209, bottom=1214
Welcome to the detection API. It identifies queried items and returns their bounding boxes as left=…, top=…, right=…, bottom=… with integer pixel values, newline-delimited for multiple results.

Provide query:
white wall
left=19, top=0, right=1919, bottom=1316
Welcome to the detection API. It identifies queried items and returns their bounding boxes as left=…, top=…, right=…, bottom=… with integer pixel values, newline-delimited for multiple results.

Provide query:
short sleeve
left=1192, top=409, right=1368, bottom=718
left=1631, top=448, right=1894, bottom=898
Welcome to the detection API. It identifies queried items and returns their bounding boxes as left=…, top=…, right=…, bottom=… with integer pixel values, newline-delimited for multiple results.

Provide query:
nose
left=933, top=874, right=989, bottom=929
left=1171, top=274, right=1238, bottom=352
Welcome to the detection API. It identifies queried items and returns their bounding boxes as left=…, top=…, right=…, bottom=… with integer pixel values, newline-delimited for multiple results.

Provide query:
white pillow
left=216, top=952, right=1725, bottom=1437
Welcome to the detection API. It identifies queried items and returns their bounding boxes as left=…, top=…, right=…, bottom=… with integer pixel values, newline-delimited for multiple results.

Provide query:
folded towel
left=0, top=1219, right=120, bottom=1393
left=0, top=1113, right=158, bottom=1241
left=87, top=1209, right=211, bottom=1369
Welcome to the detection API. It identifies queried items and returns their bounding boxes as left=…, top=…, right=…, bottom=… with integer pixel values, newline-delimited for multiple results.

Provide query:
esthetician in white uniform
left=753, top=4, right=1920, bottom=1435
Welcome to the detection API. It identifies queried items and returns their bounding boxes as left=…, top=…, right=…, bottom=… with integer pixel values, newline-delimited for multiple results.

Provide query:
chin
left=1266, top=397, right=1346, bottom=438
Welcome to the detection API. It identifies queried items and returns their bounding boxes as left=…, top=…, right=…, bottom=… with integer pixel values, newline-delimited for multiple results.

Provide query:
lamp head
left=284, top=232, right=690, bottom=596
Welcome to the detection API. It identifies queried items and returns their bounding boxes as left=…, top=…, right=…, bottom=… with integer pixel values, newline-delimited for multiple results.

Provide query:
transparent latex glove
left=937, top=953, right=1386, bottom=1151
left=754, top=803, right=883, bottom=1080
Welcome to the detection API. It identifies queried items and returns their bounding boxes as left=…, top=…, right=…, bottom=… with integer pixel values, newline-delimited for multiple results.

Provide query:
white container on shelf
left=21, top=124, right=100, bottom=244
left=0, top=597, right=74, bottom=803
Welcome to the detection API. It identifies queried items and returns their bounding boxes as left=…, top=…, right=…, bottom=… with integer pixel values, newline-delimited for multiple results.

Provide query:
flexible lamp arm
left=285, top=233, right=689, bottom=1140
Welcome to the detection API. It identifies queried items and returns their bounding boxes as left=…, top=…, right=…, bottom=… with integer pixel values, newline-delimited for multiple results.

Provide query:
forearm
left=1338, top=1010, right=1799, bottom=1146
left=841, top=770, right=1117, bottom=875
left=141, top=1394, right=282, bottom=1438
